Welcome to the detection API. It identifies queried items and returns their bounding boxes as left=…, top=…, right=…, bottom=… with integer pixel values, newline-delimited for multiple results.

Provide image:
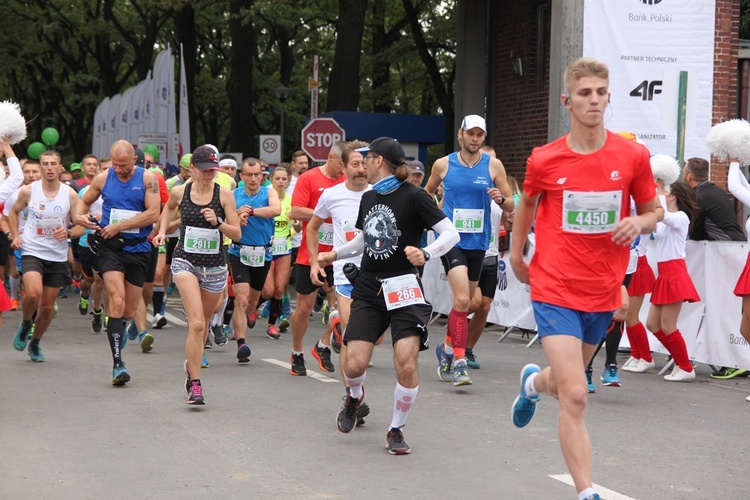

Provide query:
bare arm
left=424, top=157, right=448, bottom=196
left=9, top=185, right=31, bottom=248
left=307, top=214, right=326, bottom=285
left=611, top=198, right=657, bottom=246
left=75, top=171, right=107, bottom=228
left=152, top=185, right=184, bottom=246
left=509, top=192, right=540, bottom=284
left=488, top=158, right=515, bottom=212
left=252, top=188, right=282, bottom=218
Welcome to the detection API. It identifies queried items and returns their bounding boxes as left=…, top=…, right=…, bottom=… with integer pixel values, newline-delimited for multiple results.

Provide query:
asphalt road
left=1, top=292, right=748, bottom=499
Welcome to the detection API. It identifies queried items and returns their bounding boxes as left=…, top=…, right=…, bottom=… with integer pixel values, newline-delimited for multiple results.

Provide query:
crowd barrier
left=421, top=234, right=750, bottom=370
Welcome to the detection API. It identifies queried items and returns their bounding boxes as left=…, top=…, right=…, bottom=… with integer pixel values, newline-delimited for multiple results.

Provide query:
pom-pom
left=650, top=154, right=681, bottom=186
left=705, top=119, right=750, bottom=164
left=0, top=101, right=27, bottom=145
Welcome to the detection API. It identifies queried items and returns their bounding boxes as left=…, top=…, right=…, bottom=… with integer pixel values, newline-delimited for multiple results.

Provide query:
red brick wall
left=711, top=0, right=740, bottom=189
left=490, top=1, right=550, bottom=184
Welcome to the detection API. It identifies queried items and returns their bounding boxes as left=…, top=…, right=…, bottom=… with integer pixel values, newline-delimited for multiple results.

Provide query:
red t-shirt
left=523, top=131, right=655, bottom=312
left=291, top=167, right=346, bottom=266
left=156, top=173, right=169, bottom=204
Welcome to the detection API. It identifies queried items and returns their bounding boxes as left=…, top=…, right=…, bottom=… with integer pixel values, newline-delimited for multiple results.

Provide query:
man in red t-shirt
left=289, top=143, right=347, bottom=376
left=509, top=58, right=657, bottom=500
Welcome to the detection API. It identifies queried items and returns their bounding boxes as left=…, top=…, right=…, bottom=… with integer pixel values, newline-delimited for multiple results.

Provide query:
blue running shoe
left=167, top=281, right=176, bottom=295
left=13, top=322, right=33, bottom=351
left=27, top=342, right=45, bottom=362
left=237, top=343, right=251, bottom=363
left=601, top=364, right=621, bottom=387
left=278, top=315, right=290, bottom=332
left=112, top=362, right=130, bottom=385
left=512, top=363, right=541, bottom=428
left=259, top=300, right=270, bottom=319
left=58, top=286, right=68, bottom=298
left=127, top=320, right=139, bottom=341
left=282, top=293, right=291, bottom=316
left=201, top=353, right=209, bottom=368
left=436, top=343, right=454, bottom=382
left=452, top=359, right=472, bottom=386
left=160, top=297, right=167, bottom=316
left=586, top=367, right=595, bottom=394
left=139, top=331, right=154, bottom=353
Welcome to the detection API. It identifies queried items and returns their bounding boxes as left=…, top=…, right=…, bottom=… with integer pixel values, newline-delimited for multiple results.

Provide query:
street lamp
left=275, top=86, right=290, bottom=162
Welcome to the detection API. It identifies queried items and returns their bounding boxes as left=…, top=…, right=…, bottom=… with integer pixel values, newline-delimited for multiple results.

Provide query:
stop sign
left=301, top=118, right=345, bottom=162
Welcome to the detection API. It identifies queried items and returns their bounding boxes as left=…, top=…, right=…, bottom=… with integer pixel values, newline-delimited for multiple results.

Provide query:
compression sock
left=106, top=316, right=126, bottom=364
left=605, top=319, right=625, bottom=367
left=268, top=297, right=282, bottom=326
left=345, top=373, right=366, bottom=399
left=151, top=286, right=164, bottom=316
left=390, top=383, right=418, bottom=430
left=447, top=309, right=468, bottom=358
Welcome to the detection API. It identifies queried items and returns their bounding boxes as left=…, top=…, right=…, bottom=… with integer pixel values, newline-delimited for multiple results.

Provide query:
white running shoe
left=621, top=356, right=639, bottom=371
left=746, top=395, right=750, bottom=402
left=664, top=366, right=696, bottom=382
left=627, top=358, right=655, bottom=373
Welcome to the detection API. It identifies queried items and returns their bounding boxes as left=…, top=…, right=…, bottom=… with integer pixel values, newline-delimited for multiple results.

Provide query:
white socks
left=525, top=372, right=539, bottom=397
left=390, top=383, right=418, bottom=430
left=346, top=373, right=366, bottom=400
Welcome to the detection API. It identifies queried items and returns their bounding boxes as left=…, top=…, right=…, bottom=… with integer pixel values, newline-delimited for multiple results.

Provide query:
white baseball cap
left=461, top=114, right=487, bottom=133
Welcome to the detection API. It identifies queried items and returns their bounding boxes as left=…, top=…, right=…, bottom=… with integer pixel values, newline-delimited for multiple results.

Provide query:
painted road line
left=549, top=474, right=636, bottom=500
left=262, top=358, right=339, bottom=382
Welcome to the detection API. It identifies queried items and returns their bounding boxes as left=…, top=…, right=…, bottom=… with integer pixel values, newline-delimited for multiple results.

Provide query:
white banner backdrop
left=583, top=0, right=715, bottom=161
left=423, top=239, right=750, bottom=369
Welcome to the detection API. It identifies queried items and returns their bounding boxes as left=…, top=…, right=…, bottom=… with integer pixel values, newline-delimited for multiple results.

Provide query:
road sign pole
left=311, top=55, right=319, bottom=120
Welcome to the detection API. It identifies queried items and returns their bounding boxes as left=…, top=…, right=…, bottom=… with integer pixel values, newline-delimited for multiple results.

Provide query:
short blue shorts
left=531, top=300, right=613, bottom=345
left=336, top=284, right=353, bottom=299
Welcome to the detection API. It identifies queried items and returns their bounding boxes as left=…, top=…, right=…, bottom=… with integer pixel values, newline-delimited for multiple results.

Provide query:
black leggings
left=587, top=273, right=634, bottom=369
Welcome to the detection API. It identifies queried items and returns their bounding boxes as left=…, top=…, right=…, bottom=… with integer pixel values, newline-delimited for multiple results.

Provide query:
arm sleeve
left=423, top=217, right=459, bottom=258
left=333, top=231, right=364, bottom=259
left=0, top=156, right=24, bottom=204
left=728, top=162, right=750, bottom=208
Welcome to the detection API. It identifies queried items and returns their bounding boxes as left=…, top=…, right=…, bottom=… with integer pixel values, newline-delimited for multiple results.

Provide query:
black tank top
left=173, top=182, right=226, bottom=268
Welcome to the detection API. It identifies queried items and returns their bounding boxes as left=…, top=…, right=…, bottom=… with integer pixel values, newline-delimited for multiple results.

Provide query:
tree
left=326, top=0, right=369, bottom=111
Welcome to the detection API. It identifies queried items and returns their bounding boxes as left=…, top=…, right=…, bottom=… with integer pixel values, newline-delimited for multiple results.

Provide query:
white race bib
left=36, top=217, right=63, bottom=239
left=318, top=222, right=334, bottom=246
left=184, top=226, right=220, bottom=254
left=240, top=245, right=266, bottom=267
left=110, top=208, right=141, bottom=234
left=562, top=190, right=622, bottom=234
left=382, top=274, right=426, bottom=311
left=272, top=237, right=290, bottom=256
left=626, top=248, right=638, bottom=275
left=453, top=208, right=484, bottom=233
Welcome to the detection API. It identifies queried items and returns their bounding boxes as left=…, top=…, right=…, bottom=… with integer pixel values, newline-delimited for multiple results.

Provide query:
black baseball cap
left=134, top=148, right=145, bottom=167
left=356, top=137, right=406, bottom=167
left=191, top=145, right=220, bottom=171
left=408, top=160, right=425, bottom=175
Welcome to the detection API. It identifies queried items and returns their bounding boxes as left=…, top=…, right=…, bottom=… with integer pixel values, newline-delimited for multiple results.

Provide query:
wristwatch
left=214, top=217, right=224, bottom=228
left=495, top=194, right=507, bottom=206
left=422, top=249, right=431, bottom=262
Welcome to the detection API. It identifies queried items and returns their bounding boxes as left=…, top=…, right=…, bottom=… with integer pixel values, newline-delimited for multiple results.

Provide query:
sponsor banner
left=138, top=132, right=168, bottom=160
left=583, top=0, right=715, bottom=160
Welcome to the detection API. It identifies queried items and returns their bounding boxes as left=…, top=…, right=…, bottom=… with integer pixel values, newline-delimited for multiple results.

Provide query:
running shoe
left=290, top=353, right=307, bottom=376
left=278, top=315, right=290, bottom=332
left=601, top=364, right=621, bottom=387
left=259, top=300, right=270, bottom=319
left=322, top=303, right=330, bottom=325
left=710, top=367, right=749, bottom=379
left=139, top=331, right=154, bottom=353
left=212, top=324, right=227, bottom=346
left=91, top=309, right=104, bottom=334
left=512, top=363, right=541, bottom=428
left=13, top=322, right=33, bottom=351
left=187, top=380, right=205, bottom=405
left=452, top=359, right=473, bottom=386
left=204, top=336, right=212, bottom=350
left=621, top=356, right=639, bottom=371
left=160, top=297, right=166, bottom=316
left=112, top=362, right=130, bottom=385
left=329, top=310, right=342, bottom=354
left=386, top=427, right=411, bottom=455
left=282, top=293, right=291, bottom=316
left=313, top=288, right=326, bottom=313
left=266, top=324, right=280, bottom=340
left=58, top=287, right=68, bottom=298
left=183, top=360, right=191, bottom=395
left=10, top=298, right=18, bottom=311
left=436, top=343, right=454, bottom=382
left=357, top=400, right=370, bottom=427
left=664, top=366, right=696, bottom=382
left=586, top=367, right=595, bottom=393
left=27, top=342, right=45, bottom=362
left=53, top=302, right=58, bottom=318
left=167, top=281, right=176, bottom=295
left=222, top=325, right=233, bottom=340
left=584, top=495, right=601, bottom=500
left=201, top=353, right=209, bottom=368
left=78, top=295, right=90, bottom=315
left=152, top=313, right=167, bottom=330
left=71, top=278, right=81, bottom=294
left=312, top=343, right=335, bottom=372
left=127, top=320, right=139, bottom=341
left=104, top=315, right=109, bottom=329
left=466, top=348, right=480, bottom=369
left=337, top=391, right=364, bottom=433
left=237, top=343, right=251, bottom=363
left=247, top=309, right=258, bottom=329
left=628, top=358, right=655, bottom=373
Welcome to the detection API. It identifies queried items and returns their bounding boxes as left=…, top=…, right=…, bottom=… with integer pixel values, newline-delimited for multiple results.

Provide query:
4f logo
left=630, top=80, right=662, bottom=101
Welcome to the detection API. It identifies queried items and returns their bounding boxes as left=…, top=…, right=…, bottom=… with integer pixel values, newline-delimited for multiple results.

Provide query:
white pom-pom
left=650, top=154, right=681, bottom=186
left=705, top=119, right=750, bottom=164
left=0, top=101, right=27, bottom=145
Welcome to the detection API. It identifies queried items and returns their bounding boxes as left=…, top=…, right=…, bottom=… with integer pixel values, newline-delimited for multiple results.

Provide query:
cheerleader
left=0, top=139, right=25, bottom=325
left=646, top=181, right=700, bottom=381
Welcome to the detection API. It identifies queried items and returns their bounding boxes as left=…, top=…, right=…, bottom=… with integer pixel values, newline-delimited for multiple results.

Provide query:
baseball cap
left=461, top=114, right=487, bottom=133
left=408, top=160, right=425, bottom=176
left=179, top=153, right=192, bottom=170
left=69, top=162, right=81, bottom=172
left=191, top=145, right=220, bottom=171
left=134, top=148, right=145, bottom=167
left=355, top=137, right=406, bottom=167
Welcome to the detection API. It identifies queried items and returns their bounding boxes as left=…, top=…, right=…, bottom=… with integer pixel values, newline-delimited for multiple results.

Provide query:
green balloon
left=27, top=142, right=46, bottom=159
left=142, top=144, right=160, bottom=161
left=41, top=127, right=60, bottom=146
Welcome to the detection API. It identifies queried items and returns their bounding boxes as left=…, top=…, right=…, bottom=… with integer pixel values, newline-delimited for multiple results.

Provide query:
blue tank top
left=101, top=167, right=151, bottom=253
left=228, top=186, right=275, bottom=258
left=441, top=152, right=493, bottom=250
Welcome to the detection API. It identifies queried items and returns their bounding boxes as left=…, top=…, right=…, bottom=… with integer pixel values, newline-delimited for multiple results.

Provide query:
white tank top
left=22, top=181, right=72, bottom=262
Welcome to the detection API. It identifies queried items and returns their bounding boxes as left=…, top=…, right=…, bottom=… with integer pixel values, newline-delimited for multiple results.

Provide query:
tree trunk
left=227, top=0, right=256, bottom=154
left=326, top=0, right=368, bottom=112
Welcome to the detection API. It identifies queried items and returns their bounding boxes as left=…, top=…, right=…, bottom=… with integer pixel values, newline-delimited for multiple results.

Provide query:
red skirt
left=650, top=259, right=700, bottom=305
left=0, top=286, right=11, bottom=312
left=628, top=255, right=656, bottom=296
left=734, top=253, right=750, bottom=296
